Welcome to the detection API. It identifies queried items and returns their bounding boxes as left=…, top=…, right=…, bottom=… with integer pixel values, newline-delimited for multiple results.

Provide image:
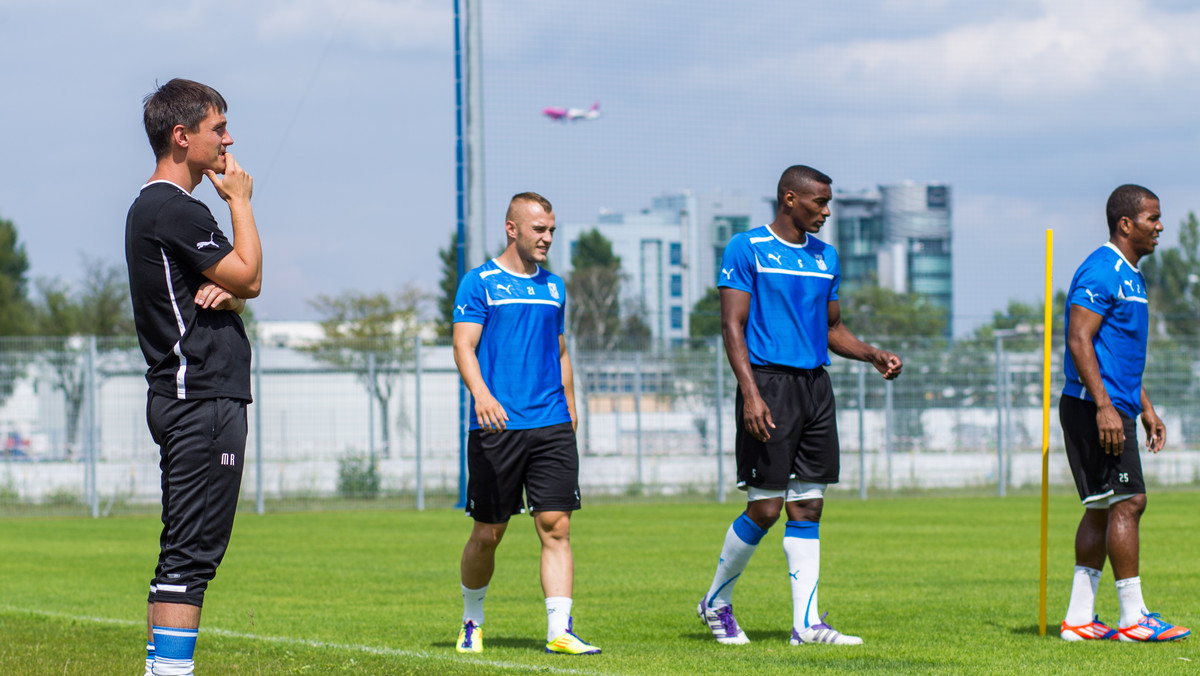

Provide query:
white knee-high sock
left=705, top=512, right=768, bottom=608
left=1064, top=566, right=1102, bottom=626
left=1116, top=577, right=1147, bottom=627
left=462, top=584, right=488, bottom=625
left=784, top=520, right=821, bottom=629
left=546, top=597, right=572, bottom=641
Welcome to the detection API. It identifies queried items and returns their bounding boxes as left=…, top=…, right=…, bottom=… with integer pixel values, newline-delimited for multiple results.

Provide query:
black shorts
left=466, top=421, right=581, bottom=523
left=1060, top=395, right=1145, bottom=504
left=146, top=394, right=248, bottom=607
left=736, top=366, right=840, bottom=490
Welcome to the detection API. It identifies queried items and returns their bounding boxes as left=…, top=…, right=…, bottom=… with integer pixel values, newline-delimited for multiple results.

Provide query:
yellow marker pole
left=1039, top=229, right=1054, bottom=636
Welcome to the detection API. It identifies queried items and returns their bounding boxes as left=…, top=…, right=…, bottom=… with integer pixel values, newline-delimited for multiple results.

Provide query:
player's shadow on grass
left=430, top=636, right=545, bottom=650
left=1009, top=624, right=1043, bottom=636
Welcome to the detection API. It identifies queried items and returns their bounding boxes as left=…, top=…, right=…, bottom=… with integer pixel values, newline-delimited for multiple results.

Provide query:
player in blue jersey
left=1058, top=185, right=1189, bottom=643
left=451, top=192, right=600, bottom=656
left=699, top=165, right=902, bottom=647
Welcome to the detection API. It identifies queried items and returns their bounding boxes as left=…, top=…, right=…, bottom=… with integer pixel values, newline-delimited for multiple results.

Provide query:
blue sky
left=2, top=0, right=1198, bottom=335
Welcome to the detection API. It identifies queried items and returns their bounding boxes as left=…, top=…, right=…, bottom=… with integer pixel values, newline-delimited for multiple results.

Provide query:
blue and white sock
left=144, top=641, right=154, bottom=676
left=151, top=626, right=197, bottom=676
left=784, top=520, right=821, bottom=629
left=462, top=583, right=488, bottom=626
left=546, top=596, right=572, bottom=641
left=705, top=512, right=768, bottom=608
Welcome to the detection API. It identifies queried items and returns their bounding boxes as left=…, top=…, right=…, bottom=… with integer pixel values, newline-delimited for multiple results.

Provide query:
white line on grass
left=1, top=605, right=619, bottom=676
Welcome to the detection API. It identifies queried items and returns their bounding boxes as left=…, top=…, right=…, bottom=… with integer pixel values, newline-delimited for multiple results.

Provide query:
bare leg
left=534, top=511, right=573, bottom=598
left=1074, top=508, right=1108, bottom=570
left=745, top=497, right=784, bottom=530
left=785, top=498, right=823, bottom=523
left=153, top=602, right=201, bottom=630
left=461, top=521, right=508, bottom=589
left=1107, top=495, right=1146, bottom=580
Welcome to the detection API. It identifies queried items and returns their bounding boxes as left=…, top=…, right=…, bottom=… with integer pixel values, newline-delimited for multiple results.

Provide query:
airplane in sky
left=543, top=102, right=600, bottom=122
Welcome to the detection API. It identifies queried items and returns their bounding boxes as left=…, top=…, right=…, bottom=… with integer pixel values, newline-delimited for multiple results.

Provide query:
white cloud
left=807, top=0, right=1200, bottom=105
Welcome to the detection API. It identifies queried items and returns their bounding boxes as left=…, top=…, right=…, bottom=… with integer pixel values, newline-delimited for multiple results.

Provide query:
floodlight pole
left=453, top=0, right=467, bottom=509
left=454, top=0, right=485, bottom=509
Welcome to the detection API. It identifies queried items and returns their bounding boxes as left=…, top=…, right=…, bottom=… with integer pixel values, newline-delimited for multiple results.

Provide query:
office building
left=552, top=191, right=752, bottom=345
left=833, top=182, right=953, bottom=333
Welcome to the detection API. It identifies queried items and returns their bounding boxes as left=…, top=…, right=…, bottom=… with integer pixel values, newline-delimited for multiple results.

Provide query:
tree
left=435, top=231, right=459, bottom=339
left=621, top=311, right=653, bottom=352
left=1141, top=211, right=1200, bottom=339
left=0, top=216, right=33, bottom=414
left=689, top=286, right=722, bottom=337
left=304, top=287, right=428, bottom=460
left=0, top=216, right=32, bottom=336
left=838, top=284, right=948, bottom=341
left=966, top=295, right=1066, bottom=352
left=566, top=229, right=624, bottom=351
left=31, top=256, right=138, bottom=456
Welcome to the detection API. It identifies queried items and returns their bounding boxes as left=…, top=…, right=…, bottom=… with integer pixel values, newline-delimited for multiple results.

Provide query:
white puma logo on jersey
left=196, top=233, right=218, bottom=249
left=721, top=268, right=732, bottom=280
left=495, top=284, right=512, bottom=293
left=456, top=304, right=467, bottom=315
left=1083, top=288, right=1097, bottom=304
left=767, top=253, right=783, bottom=265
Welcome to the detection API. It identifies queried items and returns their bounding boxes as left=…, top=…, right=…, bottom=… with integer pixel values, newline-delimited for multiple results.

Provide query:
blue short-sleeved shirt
left=718, top=225, right=840, bottom=370
left=1062, top=242, right=1149, bottom=417
left=453, top=259, right=572, bottom=430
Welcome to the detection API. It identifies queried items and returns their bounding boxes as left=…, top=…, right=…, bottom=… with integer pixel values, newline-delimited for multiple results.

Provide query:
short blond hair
left=506, top=192, right=553, bottom=222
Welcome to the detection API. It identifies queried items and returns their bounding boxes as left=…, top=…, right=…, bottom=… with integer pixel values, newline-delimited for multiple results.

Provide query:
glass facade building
left=834, top=182, right=953, bottom=336
left=554, top=191, right=753, bottom=345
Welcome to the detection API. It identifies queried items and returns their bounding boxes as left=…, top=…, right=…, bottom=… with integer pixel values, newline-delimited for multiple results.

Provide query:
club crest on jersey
left=549, top=282, right=559, bottom=300
left=815, top=254, right=827, bottom=271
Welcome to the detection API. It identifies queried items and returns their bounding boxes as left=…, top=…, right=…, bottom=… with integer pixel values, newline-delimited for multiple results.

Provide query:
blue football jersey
left=1062, top=243, right=1149, bottom=417
left=718, top=225, right=840, bottom=369
left=453, top=259, right=572, bottom=430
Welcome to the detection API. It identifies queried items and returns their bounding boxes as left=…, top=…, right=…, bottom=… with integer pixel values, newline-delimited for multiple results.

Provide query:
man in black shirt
left=125, top=78, right=262, bottom=676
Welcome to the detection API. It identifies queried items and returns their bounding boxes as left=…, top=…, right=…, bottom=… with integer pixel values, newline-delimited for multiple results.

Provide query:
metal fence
left=2, top=333, right=1200, bottom=517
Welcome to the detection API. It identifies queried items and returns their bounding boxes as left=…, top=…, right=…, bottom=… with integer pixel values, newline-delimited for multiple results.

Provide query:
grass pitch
left=2, top=493, right=1198, bottom=674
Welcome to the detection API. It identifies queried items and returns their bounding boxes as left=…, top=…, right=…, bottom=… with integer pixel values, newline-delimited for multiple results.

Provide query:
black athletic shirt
left=125, top=181, right=252, bottom=401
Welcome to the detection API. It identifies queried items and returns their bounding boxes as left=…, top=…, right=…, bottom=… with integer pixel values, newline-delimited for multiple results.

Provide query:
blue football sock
left=151, top=626, right=197, bottom=676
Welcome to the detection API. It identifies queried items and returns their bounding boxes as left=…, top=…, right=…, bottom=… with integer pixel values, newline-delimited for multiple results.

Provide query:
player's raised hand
left=1141, top=408, right=1166, bottom=453
left=1096, top=403, right=1125, bottom=455
left=872, top=350, right=903, bottom=380
left=204, top=151, right=253, bottom=203
left=742, top=391, right=775, bottom=442
left=474, top=391, right=509, bottom=433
